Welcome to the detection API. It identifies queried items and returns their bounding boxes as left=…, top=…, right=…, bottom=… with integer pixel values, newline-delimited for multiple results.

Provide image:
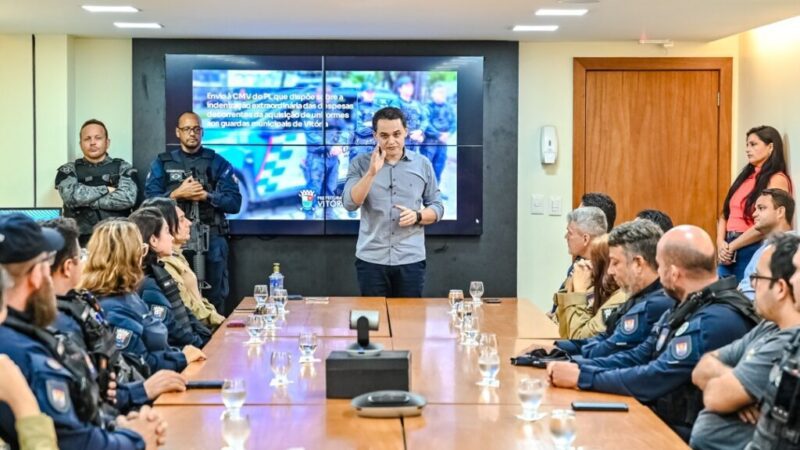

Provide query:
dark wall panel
left=132, top=39, right=518, bottom=313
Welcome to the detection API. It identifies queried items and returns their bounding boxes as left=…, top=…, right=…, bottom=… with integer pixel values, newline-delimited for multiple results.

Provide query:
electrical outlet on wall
left=549, top=196, right=562, bottom=216
left=531, top=194, right=545, bottom=215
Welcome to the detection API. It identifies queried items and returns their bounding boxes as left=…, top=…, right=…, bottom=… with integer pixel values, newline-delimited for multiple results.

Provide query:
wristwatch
left=415, top=211, right=422, bottom=225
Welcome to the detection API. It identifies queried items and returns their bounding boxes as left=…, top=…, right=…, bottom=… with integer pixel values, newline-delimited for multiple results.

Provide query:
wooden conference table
left=156, top=297, right=687, bottom=449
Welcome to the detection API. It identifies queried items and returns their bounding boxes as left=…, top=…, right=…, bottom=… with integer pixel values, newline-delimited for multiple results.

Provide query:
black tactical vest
left=158, top=149, right=219, bottom=225
left=4, top=312, right=107, bottom=427
left=652, top=277, right=759, bottom=437
left=749, top=331, right=800, bottom=449
left=63, top=158, right=130, bottom=234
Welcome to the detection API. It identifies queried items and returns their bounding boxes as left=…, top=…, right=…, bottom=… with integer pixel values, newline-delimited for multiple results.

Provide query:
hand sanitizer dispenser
left=540, top=126, right=558, bottom=165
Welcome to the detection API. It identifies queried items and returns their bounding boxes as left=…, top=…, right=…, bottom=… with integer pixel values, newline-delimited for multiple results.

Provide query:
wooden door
left=573, top=58, right=733, bottom=238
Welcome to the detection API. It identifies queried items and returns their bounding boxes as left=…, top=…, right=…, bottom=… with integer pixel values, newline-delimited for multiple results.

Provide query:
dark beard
left=662, top=285, right=684, bottom=303
left=25, top=277, right=57, bottom=328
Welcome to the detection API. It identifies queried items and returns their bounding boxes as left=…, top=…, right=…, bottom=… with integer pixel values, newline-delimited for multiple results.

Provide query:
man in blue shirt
left=737, top=188, right=794, bottom=300
left=548, top=225, right=758, bottom=441
left=145, top=111, right=242, bottom=314
left=343, top=107, right=443, bottom=297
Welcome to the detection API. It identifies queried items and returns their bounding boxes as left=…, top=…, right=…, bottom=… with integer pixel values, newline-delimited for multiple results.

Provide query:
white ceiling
left=1, top=0, right=799, bottom=41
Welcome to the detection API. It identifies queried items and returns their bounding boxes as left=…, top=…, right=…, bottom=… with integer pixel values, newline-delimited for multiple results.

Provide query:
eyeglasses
left=750, top=273, right=780, bottom=287
left=178, top=126, right=203, bottom=134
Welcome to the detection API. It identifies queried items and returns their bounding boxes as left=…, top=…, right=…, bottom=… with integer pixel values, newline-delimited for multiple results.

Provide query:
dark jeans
left=355, top=259, right=426, bottom=298
left=717, top=236, right=761, bottom=284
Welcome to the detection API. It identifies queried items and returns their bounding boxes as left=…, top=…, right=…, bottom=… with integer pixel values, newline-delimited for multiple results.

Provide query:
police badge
left=46, top=379, right=71, bottom=413
left=671, top=336, right=692, bottom=360
left=621, top=316, right=638, bottom=335
left=151, top=305, right=167, bottom=321
left=114, top=328, right=133, bottom=349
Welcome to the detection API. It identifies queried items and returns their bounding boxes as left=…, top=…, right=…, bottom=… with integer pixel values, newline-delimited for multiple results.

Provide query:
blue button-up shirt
left=343, top=149, right=443, bottom=266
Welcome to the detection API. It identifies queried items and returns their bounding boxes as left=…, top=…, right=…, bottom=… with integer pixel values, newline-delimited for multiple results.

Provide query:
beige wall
left=737, top=16, right=800, bottom=202
left=0, top=35, right=35, bottom=207
left=0, top=35, right=132, bottom=209
left=517, top=38, right=742, bottom=310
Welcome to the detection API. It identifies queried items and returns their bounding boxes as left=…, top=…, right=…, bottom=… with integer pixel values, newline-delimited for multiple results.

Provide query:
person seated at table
left=129, top=207, right=211, bottom=348
left=79, top=219, right=206, bottom=374
left=549, top=206, right=607, bottom=319
left=580, top=192, right=616, bottom=231
left=555, top=234, right=626, bottom=339
left=547, top=225, right=758, bottom=441
left=635, top=209, right=674, bottom=233
left=690, top=233, right=800, bottom=450
left=42, top=217, right=187, bottom=412
left=140, top=197, right=224, bottom=330
left=554, top=219, right=675, bottom=358
left=0, top=266, right=58, bottom=450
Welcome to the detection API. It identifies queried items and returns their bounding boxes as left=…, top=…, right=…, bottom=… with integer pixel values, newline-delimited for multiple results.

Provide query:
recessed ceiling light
left=513, top=25, right=559, bottom=32
left=82, top=5, right=139, bottom=13
left=114, top=22, right=162, bottom=29
left=536, top=9, right=588, bottom=16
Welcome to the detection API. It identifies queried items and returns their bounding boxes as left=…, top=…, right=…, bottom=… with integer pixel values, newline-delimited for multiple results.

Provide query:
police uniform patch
left=675, top=322, right=689, bottom=336
left=45, top=379, right=71, bottom=414
left=670, top=336, right=692, bottom=360
left=58, top=165, right=72, bottom=174
left=150, top=305, right=166, bottom=321
left=621, top=316, right=638, bottom=335
left=169, top=172, right=184, bottom=182
left=656, top=328, right=670, bottom=352
left=114, top=328, right=133, bottom=349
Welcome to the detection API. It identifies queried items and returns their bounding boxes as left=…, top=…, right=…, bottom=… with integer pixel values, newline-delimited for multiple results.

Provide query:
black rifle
left=183, top=169, right=211, bottom=292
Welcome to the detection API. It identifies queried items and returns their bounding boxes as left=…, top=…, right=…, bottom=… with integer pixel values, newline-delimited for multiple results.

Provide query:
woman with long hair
left=717, top=126, right=791, bottom=281
left=556, top=234, right=627, bottom=339
left=79, top=219, right=205, bottom=373
left=140, top=197, right=224, bottom=329
left=128, top=208, right=211, bottom=348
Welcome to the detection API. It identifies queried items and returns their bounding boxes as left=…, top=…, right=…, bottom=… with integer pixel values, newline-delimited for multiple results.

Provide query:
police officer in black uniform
left=55, top=119, right=137, bottom=246
left=145, top=111, right=242, bottom=314
left=0, top=214, right=165, bottom=449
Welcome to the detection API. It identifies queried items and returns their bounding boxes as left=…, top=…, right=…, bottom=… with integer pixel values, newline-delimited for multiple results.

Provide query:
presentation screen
left=165, top=55, right=483, bottom=235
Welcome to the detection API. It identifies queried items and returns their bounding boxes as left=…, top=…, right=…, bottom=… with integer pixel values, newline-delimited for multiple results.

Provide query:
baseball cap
left=0, top=214, right=64, bottom=264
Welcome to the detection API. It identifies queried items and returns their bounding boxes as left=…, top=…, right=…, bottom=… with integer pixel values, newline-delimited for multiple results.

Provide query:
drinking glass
left=221, top=378, right=246, bottom=415
left=476, top=348, right=500, bottom=387
left=549, top=409, right=577, bottom=450
left=517, top=377, right=546, bottom=421
left=298, top=332, right=319, bottom=363
left=448, top=289, right=464, bottom=316
left=256, top=303, right=278, bottom=331
left=273, top=288, right=289, bottom=315
left=469, top=281, right=484, bottom=304
left=270, top=351, right=292, bottom=386
left=245, top=314, right=264, bottom=344
left=220, top=410, right=250, bottom=450
left=479, top=332, right=498, bottom=354
left=460, top=303, right=480, bottom=346
left=254, top=284, right=269, bottom=307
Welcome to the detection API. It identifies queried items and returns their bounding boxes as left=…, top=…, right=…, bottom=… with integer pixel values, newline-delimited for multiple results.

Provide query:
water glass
left=245, top=315, right=264, bottom=344
left=460, top=303, right=480, bottom=346
left=448, top=289, right=464, bottom=315
left=517, top=377, right=546, bottom=421
left=298, top=332, right=319, bottom=363
left=256, top=303, right=278, bottom=330
left=469, top=281, right=484, bottom=304
left=549, top=409, right=577, bottom=449
left=221, top=378, right=246, bottom=414
left=254, top=284, right=269, bottom=307
left=270, top=351, right=292, bottom=386
left=220, top=410, right=250, bottom=450
left=272, top=288, right=289, bottom=315
left=476, top=348, right=500, bottom=387
left=479, top=332, right=498, bottom=354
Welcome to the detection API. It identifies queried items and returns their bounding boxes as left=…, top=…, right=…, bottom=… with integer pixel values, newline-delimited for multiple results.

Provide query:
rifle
left=182, top=169, right=211, bottom=292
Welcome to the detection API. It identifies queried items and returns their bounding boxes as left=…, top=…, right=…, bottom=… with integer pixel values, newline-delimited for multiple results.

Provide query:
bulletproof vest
left=56, top=290, right=147, bottom=387
left=149, top=261, right=192, bottom=330
left=4, top=313, right=105, bottom=426
left=653, top=277, right=759, bottom=432
left=750, top=331, right=800, bottom=449
left=158, top=149, right=219, bottom=225
left=63, top=158, right=130, bottom=233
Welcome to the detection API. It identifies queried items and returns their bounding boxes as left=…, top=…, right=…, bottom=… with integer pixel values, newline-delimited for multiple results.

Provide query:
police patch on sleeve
left=620, top=315, right=638, bottom=335
left=46, top=379, right=71, bottom=414
left=670, top=336, right=693, bottom=360
left=114, top=327, right=133, bottom=349
left=150, top=305, right=166, bottom=321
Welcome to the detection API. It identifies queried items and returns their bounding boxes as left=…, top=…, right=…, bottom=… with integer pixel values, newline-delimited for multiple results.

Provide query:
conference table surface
left=157, top=297, right=687, bottom=449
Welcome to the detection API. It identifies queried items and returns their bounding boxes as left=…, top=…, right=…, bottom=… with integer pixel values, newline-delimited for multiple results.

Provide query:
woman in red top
left=717, top=125, right=791, bottom=282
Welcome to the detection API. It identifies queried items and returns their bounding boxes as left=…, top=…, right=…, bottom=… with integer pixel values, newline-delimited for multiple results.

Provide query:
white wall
left=0, top=35, right=132, bottom=209
left=517, top=38, right=741, bottom=310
